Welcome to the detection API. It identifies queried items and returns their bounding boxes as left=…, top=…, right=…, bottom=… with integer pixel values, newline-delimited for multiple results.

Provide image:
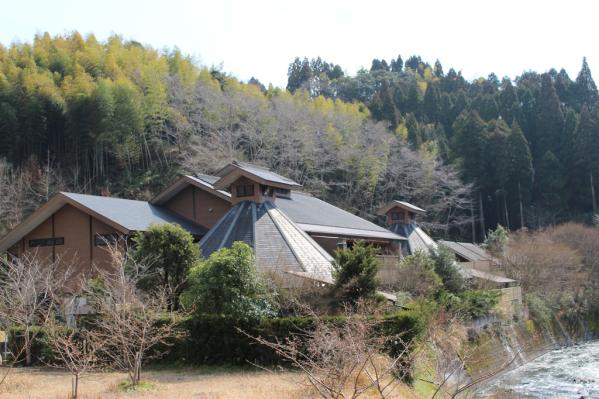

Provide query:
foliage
left=458, top=290, right=501, bottom=319
left=162, top=309, right=425, bottom=368
left=396, top=251, right=441, bottom=298
left=181, top=241, right=278, bottom=320
left=130, top=223, right=201, bottom=307
left=0, top=32, right=471, bottom=241
left=333, top=242, right=381, bottom=304
left=525, top=294, right=553, bottom=331
left=430, top=245, right=465, bottom=293
left=482, top=225, right=508, bottom=257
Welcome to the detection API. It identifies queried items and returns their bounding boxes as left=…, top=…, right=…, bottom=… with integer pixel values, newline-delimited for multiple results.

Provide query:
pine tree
left=423, top=83, right=440, bottom=122
left=574, top=57, right=598, bottom=109
left=535, top=73, right=564, bottom=160
left=507, top=121, right=533, bottom=228
left=574, top=105, right=599, bottom=212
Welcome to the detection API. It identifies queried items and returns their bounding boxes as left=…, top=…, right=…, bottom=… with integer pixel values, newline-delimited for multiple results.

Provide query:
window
left=390, top=211, right=401, bottom=222
left=29, top=237, right=64, bottom=247
left=274, top=188, right=291, bottom=198
left=94, top=233, right=119, bottom=246
left=236, top=184, right=255, bottom=197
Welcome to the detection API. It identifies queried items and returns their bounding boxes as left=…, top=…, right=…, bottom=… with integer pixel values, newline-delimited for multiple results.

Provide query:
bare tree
left=0, top=251, right=69, bottom=366
left=84, top=243, right=185, bottom=386
left=46, top=321, right=106, bottom=399
left=244, top=302, right=414, bottom=399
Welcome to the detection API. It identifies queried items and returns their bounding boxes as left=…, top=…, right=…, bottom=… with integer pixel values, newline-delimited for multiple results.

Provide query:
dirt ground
left=0, top=367, right=420, bottom=398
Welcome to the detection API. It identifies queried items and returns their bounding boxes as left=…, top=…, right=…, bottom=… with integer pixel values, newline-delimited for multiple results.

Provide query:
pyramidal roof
left=199, top=200, right=334, bottom=285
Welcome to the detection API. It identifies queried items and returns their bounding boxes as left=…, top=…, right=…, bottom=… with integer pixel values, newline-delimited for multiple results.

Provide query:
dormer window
left=236, top=184, right=255, bottom=197
left=390, top=211, right=401, bottom=222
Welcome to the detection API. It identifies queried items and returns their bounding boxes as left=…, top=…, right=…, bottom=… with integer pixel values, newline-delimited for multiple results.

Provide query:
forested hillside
left=1, top=32, right=597, bottom=242
left=287, top=55, right=599, bottom=237
left=0, top=32, right=469, bottom=237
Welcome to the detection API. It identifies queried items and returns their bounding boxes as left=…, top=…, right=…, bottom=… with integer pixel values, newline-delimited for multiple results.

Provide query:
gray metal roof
left=199, top=200, right=334, bottom=284
left=276, top=192, right=404, bottom=241
left=438, top=240, right=498, bottom=263
left=390, top=223, right=437, bottom=255
left=62, top=193, right=207, bottom=236
left=186, top=175, right=232, bottom=198
left=194, top=174, right=221, bottom=186
left=217, top=161, right=301, bottom=187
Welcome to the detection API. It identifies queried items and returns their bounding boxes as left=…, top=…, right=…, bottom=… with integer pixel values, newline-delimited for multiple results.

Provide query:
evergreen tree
left=507, top=121, right=534, bottom=228
left=535, top=73, right=564, bottom=160
left=574, top=57, right=598, bottom=109
left=536, top=150, right=566, bottom=211
left=423, top=83, right=440, bottom=122
left=390, top=55, right=403, bottom=73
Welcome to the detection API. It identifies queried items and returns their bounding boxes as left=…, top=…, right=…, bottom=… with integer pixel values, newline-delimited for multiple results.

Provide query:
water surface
left=479, top=340, right=599, bottom=398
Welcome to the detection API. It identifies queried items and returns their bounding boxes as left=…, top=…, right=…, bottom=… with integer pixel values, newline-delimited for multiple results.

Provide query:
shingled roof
left=199, top=200, right=334, bottom=285
left=0, top=192, right=207, bottom=252
left=277, top=192, right=404, bottom=241
left=213, top=161, right=302, bottom=190
left=389, top=223, right=437, bottom=255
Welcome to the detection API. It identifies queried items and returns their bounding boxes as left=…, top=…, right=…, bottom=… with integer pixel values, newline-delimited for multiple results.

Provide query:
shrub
left=162, top=310, right=425, bottom=367
left=130, top=223, right=201, bottom=307
left=526, top=293, right=553, bottom=330
left=333, top=241, right=381, bottom=304
left=181, top=241, right=278, bottom=320
left=431, top=245, right=465, bottom=293
left=396, top=251, right=441, bottom=298
left=482, top=225, right=508, bottom=257
left=458, top=290, right=501, bottom=319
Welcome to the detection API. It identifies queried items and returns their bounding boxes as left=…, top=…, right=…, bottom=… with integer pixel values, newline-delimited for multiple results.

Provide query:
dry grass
left=0, top=367, right=420, bottom=399
left=0, top=368, right=307, bottom=399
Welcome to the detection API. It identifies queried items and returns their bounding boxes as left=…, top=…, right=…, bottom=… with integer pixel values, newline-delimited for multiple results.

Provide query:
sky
left=2, top=0, right=598, bottom=88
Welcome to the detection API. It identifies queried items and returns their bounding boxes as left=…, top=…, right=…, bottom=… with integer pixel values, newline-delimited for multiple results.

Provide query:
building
left=0, top=161, right=405, bottom=287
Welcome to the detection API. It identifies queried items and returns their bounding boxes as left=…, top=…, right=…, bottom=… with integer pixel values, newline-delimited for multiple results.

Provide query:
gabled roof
left=0, top=192, right=206, bottom=252
left=276, top=192, right=405, bottom=241
left=213, top=161, right=302, bottom=190
left=199, top=200, right=334, bottom=284
left=151, top=174, right=231, bottom=205
left=376, top=200, right=426, bottom=216
left=438, top=240, right=499, bottom=264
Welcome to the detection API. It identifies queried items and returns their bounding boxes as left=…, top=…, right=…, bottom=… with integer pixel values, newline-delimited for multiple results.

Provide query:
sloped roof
left=276, top=192, right=404, bottom=241
left=62, top=193, right=206, bottom=234
left=376, top=200, right=426, bottom=216
left=389, top=223, right=437, bottom=255
left=438, top=240, right=499, bottom=263
left=151, top=174, right=231, bottom=205
left=199, top=200, right=334, bottom=284
left=458, top=266, right=516, bottom=284
left=0, top=192, right=207, bottom=253
left=213, top=161, right=302, bottom=190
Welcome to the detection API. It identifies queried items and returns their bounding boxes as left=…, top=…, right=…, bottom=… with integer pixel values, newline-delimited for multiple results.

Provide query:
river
left=479, top=340, right=599, bottom=398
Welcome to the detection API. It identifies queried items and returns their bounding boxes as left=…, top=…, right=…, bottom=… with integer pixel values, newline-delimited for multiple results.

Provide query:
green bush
left=161, top=310, right=425, bottom=366
left=181, top=242, right=278, bottom=321
left=333, top=241, right=381, bottom=304
left=7, top=326, right=60, bottom=365
left=459, top=290, right=501, bottom=319
left=130, top=223, right=201, bottom=307
left=526, top=293, right=553, bottom=330
left=431, top=245, right=465, bottom=293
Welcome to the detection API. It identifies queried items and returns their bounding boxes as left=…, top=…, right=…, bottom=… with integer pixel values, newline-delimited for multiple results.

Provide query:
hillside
left=0, top=32, right=469, bottom=238
left=286, top=55, right=599, bottom=237
left=2, top=32, right=599, bottom=241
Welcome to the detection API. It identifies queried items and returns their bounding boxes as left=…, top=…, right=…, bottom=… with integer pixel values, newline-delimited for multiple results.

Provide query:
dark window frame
left=236, top=184, right=255, bottom=197
left=29, top=237, right=64, bottom=247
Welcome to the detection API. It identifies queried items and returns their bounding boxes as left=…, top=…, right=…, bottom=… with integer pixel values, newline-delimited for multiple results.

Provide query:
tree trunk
left=72, top=374, right=79, bottom=399
left=503, top=192, right=510, bottom=231
left=24, top=330, right=31, bottom=366
left=591, top=171, right=597, bottom=214
left=470, top=197, right=476, bottom=243
left=478, top=192, right=486, bottom=241
left=518, top=180, right=524, bottom=229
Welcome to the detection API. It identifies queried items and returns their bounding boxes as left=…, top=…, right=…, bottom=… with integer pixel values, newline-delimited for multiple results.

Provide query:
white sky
left=2, top=0, right=598, bottom=88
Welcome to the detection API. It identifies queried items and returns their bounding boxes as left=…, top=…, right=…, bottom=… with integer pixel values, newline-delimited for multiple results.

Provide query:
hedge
left=161, top=309, right=425, bottom=366
left=5, top=310, right=425, bottom=367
